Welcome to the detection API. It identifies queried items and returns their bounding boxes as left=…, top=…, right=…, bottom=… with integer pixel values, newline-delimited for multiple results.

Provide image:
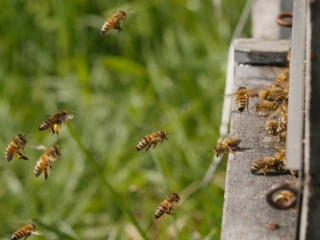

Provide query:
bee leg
left=50, top=164, right=52, bottom=170
left=44, top=167, right=48, bottom=180
left=144, top=143, right=153, bottom=152
left=152, top=142, right=158, bottom=149
left=263, top=165, right=268, bottom=176
left=166, top=206, right=174, bottom=216
left=51, top=126, right=55, bottom=136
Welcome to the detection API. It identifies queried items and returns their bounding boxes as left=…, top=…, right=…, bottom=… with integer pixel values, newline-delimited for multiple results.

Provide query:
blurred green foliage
left=0, top=0, right=250, bottom=239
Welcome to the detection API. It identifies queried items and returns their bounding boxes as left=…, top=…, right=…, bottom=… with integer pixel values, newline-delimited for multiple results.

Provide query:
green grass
left=0, top=0, right=250, bottom=239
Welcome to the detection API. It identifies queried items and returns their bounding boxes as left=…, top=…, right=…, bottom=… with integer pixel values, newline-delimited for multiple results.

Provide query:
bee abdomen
left=39, top=118, right=55, bottom=131
left=11, top=229, right=27, bottom=240
left=136, top=136, right=152, bottom=151
left=236, top=98, right=247, bottom=112
left=34, top=160, right=45, bottom=177
left=250, top=161, right=262, bottom=174
left=101, top=19, right=115, bottom=35
left=154, top=206, right=166, bottom=219
left=5, top=146, right=15, bottom=161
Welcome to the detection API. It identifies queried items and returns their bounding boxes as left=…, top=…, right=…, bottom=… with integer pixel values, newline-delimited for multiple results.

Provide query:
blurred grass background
left=0, top=0, right=250, bottom=239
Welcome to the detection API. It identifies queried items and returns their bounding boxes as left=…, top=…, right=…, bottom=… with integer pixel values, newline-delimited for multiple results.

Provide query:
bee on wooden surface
left=260, top=119, right=278, bottom=136
left=212, top=135, right=241, bottom=158
left=226, top=86, right=260, bottom=115
left=155, top=193, right=180, bottom=219
left=11, top=223, right=41, bottom=240
left=277, top=130, right=287, bottom=144
left=250, top=157, right=283, bottom=176
left=136, top=130, right=168, bottom=152
left=272, top=144, right=286, bottom=165
left=273, top=190, right=295, bottom=205
left=259, top=87, right=286, bottom=102
left=254, top=100, right=281, bottom=115
left=34, top=145, right=61, bottom=180
left=39, top=110, right=74, bottom=137
left=271, top=69, right=289, bottom=89
left=101, top=9, right=130, bottom=36
left=5, top=134, right=29, bottom=162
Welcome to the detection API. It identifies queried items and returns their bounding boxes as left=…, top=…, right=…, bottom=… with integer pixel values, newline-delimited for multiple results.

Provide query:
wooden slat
left=300, top=1, right=320, bottom=239
left=221, top=52, right=298, bottom=239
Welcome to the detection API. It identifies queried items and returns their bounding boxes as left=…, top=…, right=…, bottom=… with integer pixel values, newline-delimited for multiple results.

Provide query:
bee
left=5, top=134, right=29, bottom=162
left=212, top=135, right=241, bottom=158
left=259, top=87, right=286, bottom=102
left=226, top=86, right=260, bottom=115
left=273, top=190, right=295, bottom=205
left=271, top=69, right=289, bottom=89
left=34, top=145, right=61, bottom=180
left=101, top=9, right=130, bottom=36
left=250, top=157, right=283, bottom=176
left=277, top=130, right=287, bottom=144
left=260, top=119, right=278, bottom=136
left=155, top=193, right=180, bottom=219
left=136, top=130, right=168, bottom=152
left=39, top=110, right=74, bottom=137
left=11, top=223, right=41, bottom=240
left=254, top=100, right=281, bottom=115
left=272, top=143, right=286, bottom=165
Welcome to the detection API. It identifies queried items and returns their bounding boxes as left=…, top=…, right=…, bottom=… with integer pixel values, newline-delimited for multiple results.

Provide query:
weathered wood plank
left=221, top=64, right=298, bottom=240
left=300, top=1, right=320, bottom=239
left=234, top=39, right=291, bottom=65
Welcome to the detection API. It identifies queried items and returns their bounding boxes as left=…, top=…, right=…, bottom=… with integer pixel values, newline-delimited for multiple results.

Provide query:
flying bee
left=39, top=110, right=74, bottom=137
left=136, top=130, right=168, bottom=152
left=101, top=9, right=130, bottom=36
left=5, top=134, right=29, bottom=162
left=254, top=100, right=281, bottom=115
left=250, top=157, right=283, bottom=176
left=226, top=86, right=260, bottom=115
left=34, top=145, right=61, bottom=180
left=212, top=135, right=241, bottom=158
left=271, top=69, right=289, bottom=89
left=155, top=193, right=180, bottom=219
left=259, top=87, right=286, bottom=102
left=11, top=223, right=41, bottom=240
left=260, top=119, right=278, bottom=136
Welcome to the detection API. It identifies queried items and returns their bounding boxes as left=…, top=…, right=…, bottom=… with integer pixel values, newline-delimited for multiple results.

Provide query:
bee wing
left=31, top=231, right=42, bottom=236
left=33, top=145, right=48, bottom=151
left=59, top=114, right=74, bottom=121
left=225, top=93, right=237, bottom=97
left=247, top=87, right=263, bottom=97
left=271, top=142, right=286, bottom=153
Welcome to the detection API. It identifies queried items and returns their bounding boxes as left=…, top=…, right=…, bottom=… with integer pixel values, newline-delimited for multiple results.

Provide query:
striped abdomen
left=250, top=159, right=264, bottom=174
left=34, top=155, right=49, bottom=177
left=154, top=201, right=171, bottom=219
left=136, top=135, right=153, bottom=152
left=39, top=117, right=57, bottom=131
left=271, top=69, right=289, bottom=89
left=11, top=224, right=35, bottom=240
left=235, top=88, right=248, bottom=113
left=101, top=18, right=117, bottom=35
left=5, top=142, right=19, bottom=161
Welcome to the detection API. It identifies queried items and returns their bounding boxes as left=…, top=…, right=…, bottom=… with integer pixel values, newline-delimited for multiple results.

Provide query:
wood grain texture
left=221, top=64, right=298, bottom=240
